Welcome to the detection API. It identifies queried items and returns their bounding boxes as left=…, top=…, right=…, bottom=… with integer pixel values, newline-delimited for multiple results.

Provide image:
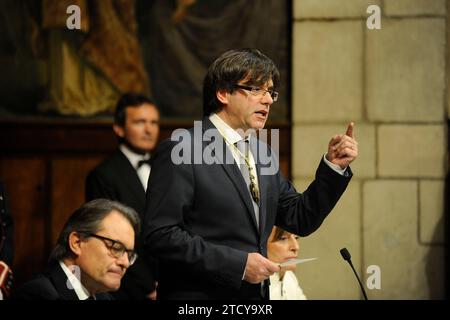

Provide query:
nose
left=261, top=90, right=274, bottom=105
left=144, top=122, right=153, bottom=134
left=116, top=252, right=130, bottom=269
left=289, top=236, right=299, bottom=253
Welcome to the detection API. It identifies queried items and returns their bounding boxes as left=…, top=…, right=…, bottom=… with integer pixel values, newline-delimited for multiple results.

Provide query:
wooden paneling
left=50, top=156, right=106, bottom=245
left=0, top=157, right=48, bottom=286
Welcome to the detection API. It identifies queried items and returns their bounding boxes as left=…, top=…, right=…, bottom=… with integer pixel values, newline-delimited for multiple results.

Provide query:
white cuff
left=323, top=154, right=347, bottom=176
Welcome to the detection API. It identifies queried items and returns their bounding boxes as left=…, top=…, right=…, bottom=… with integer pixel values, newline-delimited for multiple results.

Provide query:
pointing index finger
left=346, top=122, right=354, bottom=138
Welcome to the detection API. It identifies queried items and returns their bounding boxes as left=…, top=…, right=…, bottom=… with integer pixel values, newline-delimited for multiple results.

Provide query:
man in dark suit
left=85, top=93, right=160, bottom=299
left=14, top=199, right=140, bottom=300
left=143, top=48, right=359, bottom=300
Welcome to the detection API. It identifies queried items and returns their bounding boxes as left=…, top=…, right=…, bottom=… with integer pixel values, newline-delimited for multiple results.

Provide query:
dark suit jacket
left=143, top=118, right=352, bottom=300
left=85, top=150, right=157, bottom=299
left=12, top=263, right=112, bottom=300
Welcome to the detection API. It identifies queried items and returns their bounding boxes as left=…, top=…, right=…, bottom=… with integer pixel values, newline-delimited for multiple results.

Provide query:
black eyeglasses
left=87, top=234, right=137, bottom=265
left=234, top=84, right=279, bottom=102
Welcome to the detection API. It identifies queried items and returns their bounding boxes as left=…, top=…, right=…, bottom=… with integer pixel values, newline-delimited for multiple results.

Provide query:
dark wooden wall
left=0, top=119, right=291, bottom=287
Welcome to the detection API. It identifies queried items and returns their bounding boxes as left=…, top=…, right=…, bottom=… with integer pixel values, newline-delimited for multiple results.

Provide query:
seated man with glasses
left=13, top=199, right=140, bottom=300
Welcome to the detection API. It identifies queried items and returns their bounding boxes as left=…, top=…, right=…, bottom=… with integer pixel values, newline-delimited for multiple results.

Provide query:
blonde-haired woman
left=267, top=226, right=307, bottom=300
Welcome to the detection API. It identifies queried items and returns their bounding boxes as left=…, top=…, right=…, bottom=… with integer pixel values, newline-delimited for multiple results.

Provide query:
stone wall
left=291, top=0, right=447, bottom=299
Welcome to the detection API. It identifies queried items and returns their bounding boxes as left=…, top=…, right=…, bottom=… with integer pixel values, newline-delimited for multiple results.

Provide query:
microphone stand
left=340, top=248, right=368, bottom=300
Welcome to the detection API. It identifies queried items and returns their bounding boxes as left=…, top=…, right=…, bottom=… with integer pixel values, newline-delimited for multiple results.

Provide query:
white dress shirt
left=269, top=271, right=307, bottom=300
left=59, top=260, right=91, bottom=300
left=209, top=113, right=259, bottom=186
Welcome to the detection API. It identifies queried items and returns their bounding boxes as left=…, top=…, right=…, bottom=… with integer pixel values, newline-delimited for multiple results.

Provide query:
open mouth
left=255, top=109, right=268, bottom=117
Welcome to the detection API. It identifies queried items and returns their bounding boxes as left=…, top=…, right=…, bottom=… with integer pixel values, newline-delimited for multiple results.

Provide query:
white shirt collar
left=119, top=144, right=151, bottom=169
left=209, top=113, right=250, bottom=145
left=59, top=260, right=91, bottom=300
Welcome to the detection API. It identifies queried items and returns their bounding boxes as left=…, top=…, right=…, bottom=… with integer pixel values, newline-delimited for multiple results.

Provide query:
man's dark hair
left=49, top=199, right=140, bottom=262
left=203, top=48, right=280, bottom=117
left=114, top=93, right=158, bottom=126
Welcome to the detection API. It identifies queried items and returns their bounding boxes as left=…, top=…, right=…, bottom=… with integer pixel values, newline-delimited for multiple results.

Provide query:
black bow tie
left=137, top=158, right=151, bottom=168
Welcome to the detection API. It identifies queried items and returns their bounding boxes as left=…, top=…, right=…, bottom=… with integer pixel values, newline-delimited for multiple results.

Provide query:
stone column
left=292, top=0, right=447, bottom=299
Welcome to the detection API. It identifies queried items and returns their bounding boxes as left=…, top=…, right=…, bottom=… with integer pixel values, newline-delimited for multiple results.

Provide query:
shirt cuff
left=323, top=154, right=347, bottom=176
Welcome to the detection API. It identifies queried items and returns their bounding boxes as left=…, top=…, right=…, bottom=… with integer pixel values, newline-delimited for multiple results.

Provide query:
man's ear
left=216, top=89, right=229, bottom=105
left=68, top=231, right=83, bottom=257
left=113, top=124, right=125, bottom=138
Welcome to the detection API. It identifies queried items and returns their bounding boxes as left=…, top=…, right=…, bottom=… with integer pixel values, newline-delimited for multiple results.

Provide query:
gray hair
left=50, top=199, right=140, bottom=262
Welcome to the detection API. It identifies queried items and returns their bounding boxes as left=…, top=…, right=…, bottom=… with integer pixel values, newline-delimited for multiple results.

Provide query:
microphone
left=340, top=248, right=368, bottom=300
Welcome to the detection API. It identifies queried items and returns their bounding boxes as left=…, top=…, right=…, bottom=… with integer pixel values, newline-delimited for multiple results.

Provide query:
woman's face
left=267, top=228, right=300, bottom=272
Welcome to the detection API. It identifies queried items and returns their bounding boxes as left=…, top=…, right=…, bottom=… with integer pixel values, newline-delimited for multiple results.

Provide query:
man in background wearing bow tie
left=86, top=93, right=160, bottom=300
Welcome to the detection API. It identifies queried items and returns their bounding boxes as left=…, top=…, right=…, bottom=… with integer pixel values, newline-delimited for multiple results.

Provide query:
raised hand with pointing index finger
left=326, top=122, right=358, bottom=169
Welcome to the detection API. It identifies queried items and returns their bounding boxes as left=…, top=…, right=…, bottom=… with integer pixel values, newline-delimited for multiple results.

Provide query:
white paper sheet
left=279, top=257, right=318, bottom=267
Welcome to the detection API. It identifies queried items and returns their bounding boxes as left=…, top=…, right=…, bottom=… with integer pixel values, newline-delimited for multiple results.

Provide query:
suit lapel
left=202, top=119, right=259, bottom=232
left=116, top=151, right=146, bottom=208
left=47, top=263, right=80, bottom=300
left=47, top=263, right=114, bottom=300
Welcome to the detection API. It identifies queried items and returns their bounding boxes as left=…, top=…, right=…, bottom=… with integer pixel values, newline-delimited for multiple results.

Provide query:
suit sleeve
left=114, top=256, right=157, bottom=298
left=12, top=276, right=59, bottom=300
left=275, top=158, right=352, bottom=236
left=143, top=139, right=247, bottom=290
left=85, top=169, right=117, bottom=201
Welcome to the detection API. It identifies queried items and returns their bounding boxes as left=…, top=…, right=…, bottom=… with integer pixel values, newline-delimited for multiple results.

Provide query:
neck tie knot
left=234, top=139, right=250, bottom=158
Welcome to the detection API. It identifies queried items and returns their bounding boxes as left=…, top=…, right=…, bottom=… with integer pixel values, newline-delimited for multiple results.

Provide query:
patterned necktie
left=235, top=139, right=260, bottom=227
left=235, top=140, right=260, bottom=203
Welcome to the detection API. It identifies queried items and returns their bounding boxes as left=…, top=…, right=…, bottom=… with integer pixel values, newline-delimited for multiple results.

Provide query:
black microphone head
left=340, top=248, right=351, bottom=261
